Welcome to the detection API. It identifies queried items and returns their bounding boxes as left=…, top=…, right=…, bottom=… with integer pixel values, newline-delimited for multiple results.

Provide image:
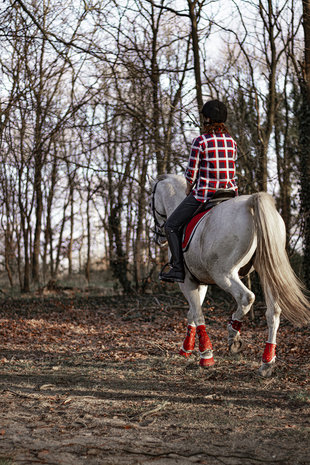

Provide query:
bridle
left=151, top=181, right=167, bottom=243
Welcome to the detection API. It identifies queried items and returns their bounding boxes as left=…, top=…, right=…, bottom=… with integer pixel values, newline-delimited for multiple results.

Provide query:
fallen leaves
left=0, top=294, right=309, bottom=380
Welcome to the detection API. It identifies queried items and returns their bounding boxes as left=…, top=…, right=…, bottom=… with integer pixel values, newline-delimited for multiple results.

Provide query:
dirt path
left=0, top=294, right=309, bottom=464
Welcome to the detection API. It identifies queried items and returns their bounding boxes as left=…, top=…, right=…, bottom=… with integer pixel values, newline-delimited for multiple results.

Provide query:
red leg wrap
left=197, top=326, right=214, bottom=367
left=183, top=325, right=196, bottom=351
left=229, top=319, right=242, bottom=332
left=179, top=325, right=196, bottom=357
left=262, top=342, right=276, bottom=363
left=196, top=325, right=213, bottom=352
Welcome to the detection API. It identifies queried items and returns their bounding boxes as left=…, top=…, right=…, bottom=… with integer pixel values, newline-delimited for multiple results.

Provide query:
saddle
left=193, top=188, right=236, bottom=214
left=182, top=189, right=236, bottom=252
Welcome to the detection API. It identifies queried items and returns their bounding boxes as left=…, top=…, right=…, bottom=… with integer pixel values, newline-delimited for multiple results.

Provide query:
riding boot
left=159, top=228, right=185, bottom=283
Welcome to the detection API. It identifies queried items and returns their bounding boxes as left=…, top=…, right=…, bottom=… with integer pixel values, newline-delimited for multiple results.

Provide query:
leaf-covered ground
left=0, top=292, right=309, bottom=464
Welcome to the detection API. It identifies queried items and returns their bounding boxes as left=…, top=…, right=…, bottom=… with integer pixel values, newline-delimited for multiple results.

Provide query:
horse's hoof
left=258, top=361, right=275, bottom=378
left=199, top=357, right=215, bottom=368
left=179, top=348, right=192, bottom=358
left=229, top=339, right=243, bottom=354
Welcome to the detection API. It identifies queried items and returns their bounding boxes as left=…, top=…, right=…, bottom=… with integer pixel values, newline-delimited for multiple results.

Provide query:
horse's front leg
left=179, top=278, right=214, bottom=367
left=258, top=290, right=281, bottom=378
left=179, top=277, right=203, bottom=358
left=178, top=282, right=207, bottom=358
left=179, top=323, right=196, bottom=358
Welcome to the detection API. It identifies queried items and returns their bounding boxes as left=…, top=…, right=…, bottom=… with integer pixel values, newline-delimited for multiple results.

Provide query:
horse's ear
left=147, top=174, right=156, bottom=189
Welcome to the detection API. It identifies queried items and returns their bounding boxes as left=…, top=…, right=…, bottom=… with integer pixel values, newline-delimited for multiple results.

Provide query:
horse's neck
left=166, top=196, right=185, bottom=216
left=161, top=178, right=186, bottom=216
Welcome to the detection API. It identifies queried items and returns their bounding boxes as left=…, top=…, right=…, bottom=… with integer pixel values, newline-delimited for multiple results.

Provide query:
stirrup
left=159, top=262, right=185, bottom=283
left=159, top=262, right=172, bottom=281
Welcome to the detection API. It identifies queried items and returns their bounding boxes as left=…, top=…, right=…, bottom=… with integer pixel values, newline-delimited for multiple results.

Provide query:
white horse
left=151, top=174, right=310, bottom=377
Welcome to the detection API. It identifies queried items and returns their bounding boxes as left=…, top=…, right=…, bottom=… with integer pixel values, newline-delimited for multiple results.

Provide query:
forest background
left=1, top=0, right=310, bottom=295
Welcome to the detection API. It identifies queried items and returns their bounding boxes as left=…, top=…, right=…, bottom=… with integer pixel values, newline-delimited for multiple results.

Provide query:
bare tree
left=0, top=0, right=307, bottom=293
left=294, top=0, right=310, bottom=287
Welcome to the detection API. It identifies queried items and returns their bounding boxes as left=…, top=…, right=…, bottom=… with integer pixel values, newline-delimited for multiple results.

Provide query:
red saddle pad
left=182, top=208, right=212, bottom=252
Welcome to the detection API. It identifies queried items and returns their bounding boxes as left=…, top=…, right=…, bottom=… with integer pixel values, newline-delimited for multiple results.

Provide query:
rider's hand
left=186, top=182, right=192, bottom=196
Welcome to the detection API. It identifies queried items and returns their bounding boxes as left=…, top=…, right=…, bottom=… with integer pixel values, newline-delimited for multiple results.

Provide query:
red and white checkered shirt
left=185, top=131, right=238, bottom=202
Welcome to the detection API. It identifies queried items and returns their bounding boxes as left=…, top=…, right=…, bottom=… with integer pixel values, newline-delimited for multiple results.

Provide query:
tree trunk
left=68, top=185, right=74, bottom=276
left=302, top=0, right=310, bottom=99
left=4, top=227, right=14, bottom=288
left=299, top=0, right=310, bottom=288
left=18, top=173, right=31, bottom=292
left=23, top=225, right=31, bottom=293
left=134, top=147, right=148, bottom=290
left=16, top=228, right=23, bottom=291
left=32, top=150, right=43, bottom=283
left=109, top=204, right=132, bottom=294
left=43, top=154, right=57, bottom=283
left=85, top=188, right=91, bottom=284
left=188, top=0, right=204, bottom=129
left=54, top=201, right=68, bottom=278
left=150, top=5, right=163, bottom=174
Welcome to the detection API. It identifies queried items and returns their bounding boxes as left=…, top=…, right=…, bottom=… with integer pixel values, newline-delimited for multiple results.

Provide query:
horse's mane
left=156, top=173, right=186, bottom=186
left=153, top=174, right=186, bottom=203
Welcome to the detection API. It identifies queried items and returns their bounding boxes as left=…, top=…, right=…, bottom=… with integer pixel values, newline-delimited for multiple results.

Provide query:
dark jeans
left=165, top=193, right=202, bottom=234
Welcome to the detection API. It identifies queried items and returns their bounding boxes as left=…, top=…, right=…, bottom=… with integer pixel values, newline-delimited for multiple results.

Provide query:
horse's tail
left=250, top=192, right=310, bottom=326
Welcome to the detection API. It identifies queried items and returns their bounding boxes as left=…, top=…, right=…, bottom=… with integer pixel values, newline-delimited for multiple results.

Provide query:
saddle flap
left=182, top=209, right=212, bottom=252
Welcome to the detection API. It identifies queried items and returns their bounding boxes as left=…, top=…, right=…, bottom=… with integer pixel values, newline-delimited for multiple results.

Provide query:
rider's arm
left=184, top=136, right=201, bottom=189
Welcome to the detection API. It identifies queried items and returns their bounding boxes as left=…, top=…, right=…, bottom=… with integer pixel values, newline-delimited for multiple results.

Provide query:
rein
left=151, top=181, right=167, bottom=239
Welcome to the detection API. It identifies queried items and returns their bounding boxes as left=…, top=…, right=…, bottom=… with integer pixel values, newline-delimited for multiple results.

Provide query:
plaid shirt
left=185, top=132, right=238, bottom=202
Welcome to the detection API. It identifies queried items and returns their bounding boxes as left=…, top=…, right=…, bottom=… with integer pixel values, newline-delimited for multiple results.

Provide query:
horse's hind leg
left=179, top=278, right=214, bottom=366
left=214, top=272, right=255, bottom=355
left=258, top=287, right=281, bottom=378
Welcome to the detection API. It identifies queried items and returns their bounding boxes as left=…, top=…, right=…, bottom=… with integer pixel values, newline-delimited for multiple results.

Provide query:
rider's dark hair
left=203, top=122, right=230, bottom=135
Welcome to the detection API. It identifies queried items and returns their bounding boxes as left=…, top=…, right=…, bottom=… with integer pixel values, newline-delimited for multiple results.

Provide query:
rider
left=159, top=99, right=238, bottom=283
